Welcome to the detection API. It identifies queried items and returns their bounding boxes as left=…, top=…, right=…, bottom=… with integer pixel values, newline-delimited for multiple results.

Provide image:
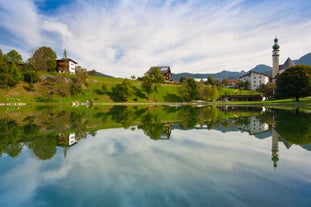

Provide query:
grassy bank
left=1, top=72, right=310, bottom=110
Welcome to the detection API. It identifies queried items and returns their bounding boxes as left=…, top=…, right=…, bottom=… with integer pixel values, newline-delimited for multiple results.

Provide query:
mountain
left=171, top=65, right=271, bottom=81
left=294, top=52, right=311, bottom=65
left=171, top=70, right=246, bottom=81
left=249, top=64, right=272, bottom=76
left=172, top=52, right=311, bottom=81
left=88, top=70, right=114, bottom=78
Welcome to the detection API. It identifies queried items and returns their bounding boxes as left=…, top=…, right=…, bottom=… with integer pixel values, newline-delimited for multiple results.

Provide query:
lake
left=0, top=105, right=310, bottom=207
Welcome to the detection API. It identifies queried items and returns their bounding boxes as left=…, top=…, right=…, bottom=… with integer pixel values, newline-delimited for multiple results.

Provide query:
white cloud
left=0, top=0, right=42, bottom=46
left=0, top=0, right=311, bottom=77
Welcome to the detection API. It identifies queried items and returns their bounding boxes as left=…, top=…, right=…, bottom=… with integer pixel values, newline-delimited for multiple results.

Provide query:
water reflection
left=0, top=105, right=310, bottom=164
left=1, top=105, right=311, bottom=207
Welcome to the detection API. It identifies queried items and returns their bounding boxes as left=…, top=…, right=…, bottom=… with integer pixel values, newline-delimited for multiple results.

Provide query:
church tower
left=272, top=37, right=280, bottom=81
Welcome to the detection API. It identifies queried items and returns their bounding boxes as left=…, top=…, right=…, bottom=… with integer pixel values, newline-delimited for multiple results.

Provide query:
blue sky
left=0, top=0, right=311, bottom=77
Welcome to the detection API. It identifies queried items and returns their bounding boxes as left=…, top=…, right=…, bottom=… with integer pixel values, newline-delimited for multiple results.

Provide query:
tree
left=141, top=75, right=154, bottom=100
left=112, top=78, right=134, bottom=101
left=198, top=79, right=205, bottom=100
left=261, top=82, right=275, bottom=97
left=179, top=78, right=199, bottom=101
left=4, top=49, right=23, bottom=64
left=29, top=46, right=57, bottom=72
left=70, top=66, right=88, bottom=95
left=207, top=75, right=214, bottom=85
left=0, top=56, right=22, bottom=89
left=22, top=63, right=40, bottom=83
left=144, top=67, right=164, bottom=101
left=204, top=85, right=219, bottom=101
left=222, top=78, right=230, bottom=87
left=276, top=65, right=311, bottom=101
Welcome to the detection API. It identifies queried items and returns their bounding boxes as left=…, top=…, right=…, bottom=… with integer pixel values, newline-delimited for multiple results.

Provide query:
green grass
left=1, top=73, right=310, bottom=110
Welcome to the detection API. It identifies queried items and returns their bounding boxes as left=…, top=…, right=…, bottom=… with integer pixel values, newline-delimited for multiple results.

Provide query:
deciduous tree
left=179, top=78, right=199, bottom=101
left=112, top=78, right=134, bottom=101
left=4, top=49, right=23, bottom=64
left=276, top=65, right=311, bottom=101
left=29, top=46, right=57, bottom=72
left=144, top=67, right=164, bottom=101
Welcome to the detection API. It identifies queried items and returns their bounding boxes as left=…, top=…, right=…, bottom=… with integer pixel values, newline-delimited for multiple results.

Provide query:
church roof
left=279, top=57, right=295, bottom=71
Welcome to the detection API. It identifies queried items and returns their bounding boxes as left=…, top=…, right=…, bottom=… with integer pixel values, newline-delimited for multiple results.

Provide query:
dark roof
left=57, top=58, right=78, bottom=64
left=150, top=66, right=171, bottom=74
left=279, top=57, right=295, bottom=71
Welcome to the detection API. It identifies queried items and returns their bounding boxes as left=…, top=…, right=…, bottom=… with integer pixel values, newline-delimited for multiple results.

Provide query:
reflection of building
left=57, top=133, right=78, bottom=158
left=160, top=124, right=171, bottom=140
left=271, top=128, right=293, bottom=168
left=57, top=133, right=77, bottom=147
left=271, top=128, right=279, bottom=168
left=68, top=133, right=77, bottom=146
left=240, top=116, right=269, bottom=135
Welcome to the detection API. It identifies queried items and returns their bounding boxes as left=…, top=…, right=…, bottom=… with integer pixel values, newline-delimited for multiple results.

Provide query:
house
left=149, top=66, right=172, bottom=82
left=239, top=71, right=270, bottom=90
left=56, top=58, right=78, bottom=74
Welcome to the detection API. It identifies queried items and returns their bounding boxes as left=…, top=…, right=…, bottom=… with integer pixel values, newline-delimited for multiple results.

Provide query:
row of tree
left=0, top=47, right=59, bottom=89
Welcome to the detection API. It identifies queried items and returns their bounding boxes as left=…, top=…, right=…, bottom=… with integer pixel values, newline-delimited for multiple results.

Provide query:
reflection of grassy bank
left=215, top=97, right=311, bottom=111
left=1, top=105, right=310, bottom=160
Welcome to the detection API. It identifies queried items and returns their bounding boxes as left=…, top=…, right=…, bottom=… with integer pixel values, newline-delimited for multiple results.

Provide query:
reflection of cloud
left=1, top=1, right=311, bottom=77
left=0, top=128, right=311, bottom=206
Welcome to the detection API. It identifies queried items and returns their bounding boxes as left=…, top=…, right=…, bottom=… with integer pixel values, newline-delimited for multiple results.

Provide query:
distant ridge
left=88, top=70, right=114, bottom=78
left=172, top=52, right=311, bottom=81
left=294, top=52, right=311, bottom=65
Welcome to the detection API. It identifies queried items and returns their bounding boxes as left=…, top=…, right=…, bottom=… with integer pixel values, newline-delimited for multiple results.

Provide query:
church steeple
left=272, top=37, right=280, bottom=81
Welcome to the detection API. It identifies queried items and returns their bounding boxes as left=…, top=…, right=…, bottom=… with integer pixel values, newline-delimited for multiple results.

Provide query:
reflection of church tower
left=271, top=128, right=279, bottom=168
left=272, top=37, right=280, bottom=81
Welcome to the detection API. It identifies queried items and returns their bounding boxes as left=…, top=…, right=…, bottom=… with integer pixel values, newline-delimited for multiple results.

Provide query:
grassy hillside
left=0, top=72, right=260, bottom=104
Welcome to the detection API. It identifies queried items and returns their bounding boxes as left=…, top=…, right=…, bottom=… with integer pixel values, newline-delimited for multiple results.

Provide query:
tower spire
left=272, top=37, right=280, bottom=81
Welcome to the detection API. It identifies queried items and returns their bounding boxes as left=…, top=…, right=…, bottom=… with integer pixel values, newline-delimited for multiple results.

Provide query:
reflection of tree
left=29, top=135, right=57, bottom=160
left=0, top=118, right=23, bottom=158
left=23, top=116, right=40, bottom=139
left=107, top=106, right=135, bottom=129
left=138, top=112, right=169, bottom=140
left=275, top=110, right=311, bottom=145
left=178, top=106, right=199, bottom=129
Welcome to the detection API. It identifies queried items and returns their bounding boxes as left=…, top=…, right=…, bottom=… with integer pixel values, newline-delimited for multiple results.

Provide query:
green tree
left=276, top=65, right=311, bottom=101
left=29, top=46, right=57, bottom=72
left=29, top=135, right=57, bottom=160
left=207, top=75, right=214, bottom=85
left=112, top=78, right=134, bottom=101
left=145, top=67, right=164, bottom=101
left=179, top=78, right=199, bottom=101
left=4, top=49, right=23, bottom=64
left=204, top=85, right=219, bottom=101
left=198, top=79, right=205, bottom=100
left=22, top=63, right=40, bottom=83
left=0, top=57, right=22, bottom=89
left=141, top=75, right=154, bottom=99
left=265, top=82, right=276, bottom=97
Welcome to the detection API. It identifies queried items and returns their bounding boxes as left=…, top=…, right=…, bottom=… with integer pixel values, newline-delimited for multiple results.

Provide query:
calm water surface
left=0, top=106, right=310, bottom=207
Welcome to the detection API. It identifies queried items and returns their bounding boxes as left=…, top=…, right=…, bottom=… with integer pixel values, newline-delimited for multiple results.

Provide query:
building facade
left=56, top=58, right=78, bottom=74
left=239, top=71, right=270, bottom=90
